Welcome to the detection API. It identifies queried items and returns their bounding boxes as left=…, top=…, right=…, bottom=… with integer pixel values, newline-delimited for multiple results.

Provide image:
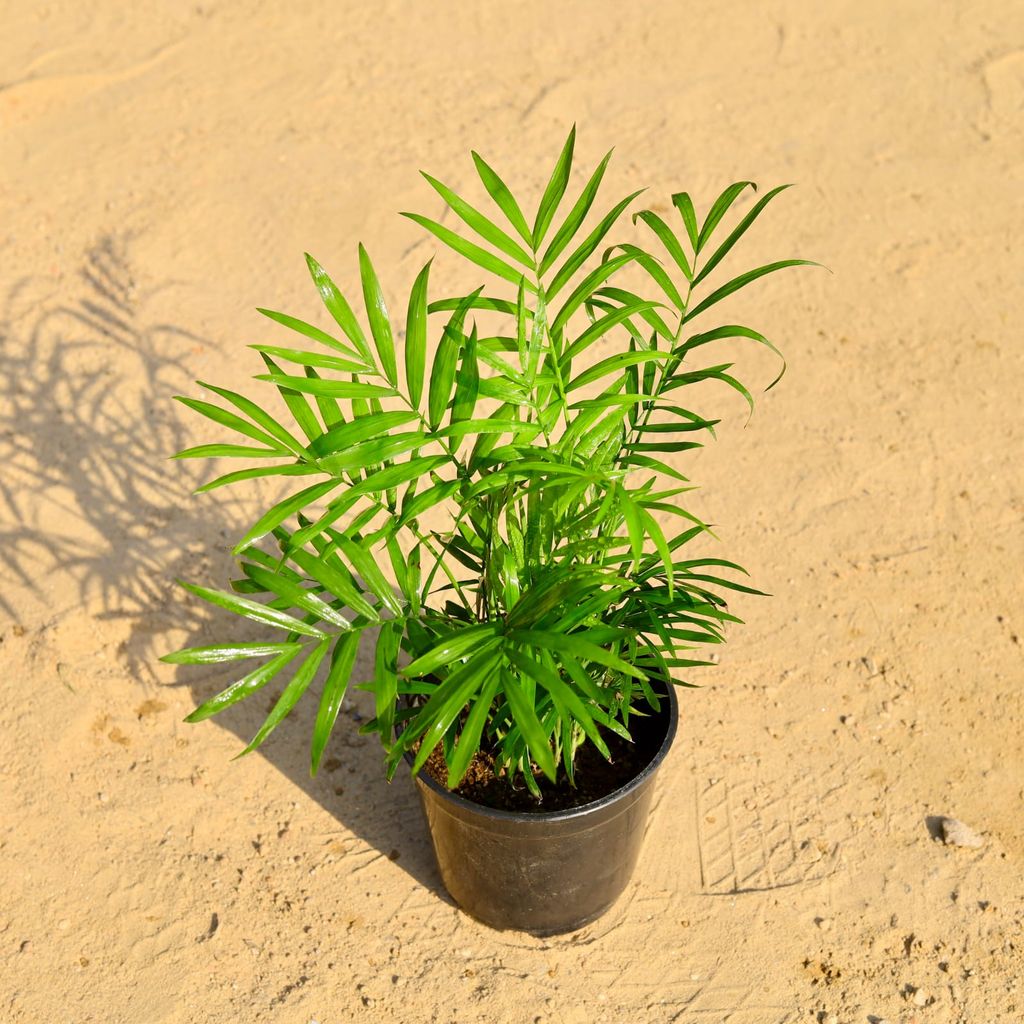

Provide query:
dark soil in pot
left=419, top=704, right=668, bottom=812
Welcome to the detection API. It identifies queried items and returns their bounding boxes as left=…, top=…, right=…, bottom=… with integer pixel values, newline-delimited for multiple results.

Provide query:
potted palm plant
left=164, top=128, right=815, bottom=934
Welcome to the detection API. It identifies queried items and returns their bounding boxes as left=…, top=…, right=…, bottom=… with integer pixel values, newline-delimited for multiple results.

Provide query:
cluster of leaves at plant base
left=165, top=127, right=819, bottom=794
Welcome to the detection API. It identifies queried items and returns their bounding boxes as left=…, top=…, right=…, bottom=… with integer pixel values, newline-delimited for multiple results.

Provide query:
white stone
left=940, top=817, right=984, bottom=848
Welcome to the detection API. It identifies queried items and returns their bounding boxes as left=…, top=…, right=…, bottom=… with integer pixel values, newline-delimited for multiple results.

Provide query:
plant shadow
left=0, top=235, right=446, bottom=899
left=172, top=620, right=447, bottom=899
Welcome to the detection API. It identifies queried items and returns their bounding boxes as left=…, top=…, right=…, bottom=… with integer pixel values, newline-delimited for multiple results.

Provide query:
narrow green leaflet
left=403, top=622, right=502, bottom=677
left=310, top=410, right=421, bottom=458
left=539, top=147, right=612, bottom=275
left=173, top=396, right=288, bottom=452
left=237, top=637, right=330, bottom=756
left=633, top=209, right=693, bottom=282
left=532, top=125, right=576, bottom=249
left=506, top=629, right=646, bottom=680
left=233, top=479, right=341, bottom=554
left=197, top=381, right=307, bottom=458
left=431, top=419, right=539, bottom=441
left=374, top=620, right=403, bottom=745
left=178, top=581, right=327, bottom=637
left=342, top=454, right=447, bottom=501
left=622, top=452, right=693, bottom=483
left=451, top=326, right=479, bottom=424
left=560, top=300, right=661, bottom=364
left=447, top=674, right=501, bottom=787
left=311, top=630, right=362, bottom=774
left=505, top=648, right=610, bottom=760
left=676, top=571, right=768, bottom=596
left=253, top=374, right=396, bottom=400
left=661, top=364, right=755, bottom=419
left=600, top=249, right=686, bottom=316
left=640, top=505, right=674, bottom=596
left=671, top=192, right=700, bottom=250
left=471, top=150, right=534, bottom=246
left=405, top=259, right=432, bottom=408
left=693, top=184, right=793, bottom=285
left=336, top=537, right=403, bottom=615
left=685, top=259, right=820, bottom=321
left=241, top=563, right=352, bottom=628
left=428, top=328, right=461, bottom=430
left=184, top=646, right=303, bottom=723
left=427, top=289, right=480, bottom=430
left=696, top=181, right=756, bottom=252
left=304, top=253, right=374, bottom=364
left=257, top=353, right=321, bottom=443
left=161, top=642, right=297, bottom=665
left=475, top=337, right=526, bottom=384
left=306, top=366, right=344, bottom=427
left=678, top=324, right=786, bottom=390
left=257, top=305, right=364, bottom=361
left=428, top=294, right=524, bottom=317
left=560, top=652, right=616, bottom=708
left=357, top=244, right=398, bottom=386
left=288, top=545, right=378, bottom=620
left=565, top=350, right=668, bottom=392
left=318, top=432, right=430, bottom=476
left=618, top=485, right=645, bottom=571
left=195, top=463, right=320, bottom=494
left=421, top=172, right=534, bottom=268
left=401, top=213, right=535, bottom=289
left=546, top=190, right=646, bottom=299
left=249, top=345, right=368, bottom=374
left=386, top=535, right=414, bottom=607
left=549, top=252, right=636, bottom=336
left=173, top=443, right=284, bottom=460
left=500, top=666, right=557, bottom=782
left=397, top=479, right=461, bottom=527
left=401, top=647, right=503, bottom=775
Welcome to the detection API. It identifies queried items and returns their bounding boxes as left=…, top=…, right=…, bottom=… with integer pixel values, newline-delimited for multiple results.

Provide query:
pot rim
left=404, top=680, right=678, bottom=824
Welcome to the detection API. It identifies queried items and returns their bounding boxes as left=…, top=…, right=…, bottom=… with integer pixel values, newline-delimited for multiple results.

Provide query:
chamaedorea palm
left=164, top=128, right=816, bottom=794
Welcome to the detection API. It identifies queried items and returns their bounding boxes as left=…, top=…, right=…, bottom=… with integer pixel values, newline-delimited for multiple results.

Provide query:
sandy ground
left=2, top=1, right=1023, bottom=1021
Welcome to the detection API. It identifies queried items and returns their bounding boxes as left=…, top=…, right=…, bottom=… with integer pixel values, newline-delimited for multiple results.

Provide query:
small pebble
left=939, top=817, right=984, bottom=848
left=912, top=988, right=929, bottom=1007
left=816, top=917, right=833, bottom=931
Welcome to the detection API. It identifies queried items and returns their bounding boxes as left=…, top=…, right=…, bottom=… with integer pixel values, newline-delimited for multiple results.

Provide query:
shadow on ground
left=0, top=235, right=447, bottom=898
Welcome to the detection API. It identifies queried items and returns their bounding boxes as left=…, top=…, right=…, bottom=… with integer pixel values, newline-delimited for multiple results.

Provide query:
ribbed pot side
left=411, top=683, right=678, bottom=935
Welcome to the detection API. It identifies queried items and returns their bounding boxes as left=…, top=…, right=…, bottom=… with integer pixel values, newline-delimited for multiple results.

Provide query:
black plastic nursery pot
left=407, top=682, right=678, bottom=935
